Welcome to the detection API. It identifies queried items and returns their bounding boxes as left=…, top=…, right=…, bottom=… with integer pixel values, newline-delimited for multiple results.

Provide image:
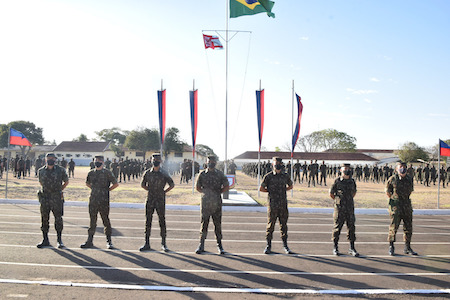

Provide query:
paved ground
left=0, top=202, right=449, bottom=299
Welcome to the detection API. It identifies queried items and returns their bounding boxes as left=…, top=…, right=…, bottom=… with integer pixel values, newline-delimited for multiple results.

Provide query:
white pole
left=438, top=139, right=440, bottom=209
left=291, top=80, right=294, bottom=197
left=192, top=79, right=196, bottom=194
left=224, top=0, right=229, bottom=175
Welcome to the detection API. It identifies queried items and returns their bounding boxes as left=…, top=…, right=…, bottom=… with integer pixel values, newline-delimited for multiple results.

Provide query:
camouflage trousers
left=388, top=200, right=413, bottom=243
left=40, top=193, right=64, bottom=234
left=145, top=199, right=166, bottom=238
left=88, top=199, right=111, bottom=236
left=200, top=204, right=222, bottom=241
left=332, top=204, right=356, bottom=243
left=266, top=205, right=288, bottom=240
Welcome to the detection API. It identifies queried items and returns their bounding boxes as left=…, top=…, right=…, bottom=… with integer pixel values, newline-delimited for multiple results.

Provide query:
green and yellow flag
left=230, top=0, right=275, bottom=18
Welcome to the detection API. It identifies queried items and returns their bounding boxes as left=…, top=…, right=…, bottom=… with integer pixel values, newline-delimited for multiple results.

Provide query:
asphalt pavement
left=0, top=202, right=449, bottom=299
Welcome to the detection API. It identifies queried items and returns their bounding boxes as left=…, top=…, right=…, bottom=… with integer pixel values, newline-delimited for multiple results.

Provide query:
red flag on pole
left=9, top=128, right=32, bottom=147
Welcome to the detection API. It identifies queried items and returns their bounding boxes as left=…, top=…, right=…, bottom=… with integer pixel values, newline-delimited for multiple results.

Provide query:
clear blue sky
left=1, top=0, right=449, bottom=160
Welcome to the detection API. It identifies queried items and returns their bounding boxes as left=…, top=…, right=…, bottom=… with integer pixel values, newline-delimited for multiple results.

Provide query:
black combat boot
left=282, top=237, right=293, bottom=254
left=195, top=238, right=205, bottom=254
left=348, top=241, right=359, bottom=257
left=80, top=234, right=94, bottom=248
left=404, top=242, right=418, bottom=255
left=139, top=234, right=150, bottom=251
left=56, top=232, right=64, bottom=249
left=37, top=232, right=50, bottom=248
left=389, top=241, right=395, bottom=256
left=217, top=240, right=225, bottom=255
left=263, top=238, right=272, bottom=254
left=161, top=237, right=169, bottom=252
left=333, top=241, right=340, bottom=256
left=106, top=235, right=114, bottom=249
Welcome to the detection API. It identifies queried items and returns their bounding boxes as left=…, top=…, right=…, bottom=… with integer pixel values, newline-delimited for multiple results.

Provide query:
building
left=52, top=141, right=112, bottom=166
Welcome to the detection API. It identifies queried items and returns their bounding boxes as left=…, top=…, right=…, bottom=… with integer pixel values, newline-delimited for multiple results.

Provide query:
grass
left=1, top=166, right=449, bottom=209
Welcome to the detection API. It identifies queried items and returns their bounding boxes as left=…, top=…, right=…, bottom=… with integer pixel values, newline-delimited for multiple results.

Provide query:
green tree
left=196, top=144, right=218, bottom=159
left=297, top=129, right=356, bottom=152
left=124, top=127, right=160, bottom=161
left=163, top=127, right=187, bottom=159
left=95, top=127, right=129, bottom=145
left=395, top=142, right=429, bottom=163
left=73, top=134, right=89, bottom=142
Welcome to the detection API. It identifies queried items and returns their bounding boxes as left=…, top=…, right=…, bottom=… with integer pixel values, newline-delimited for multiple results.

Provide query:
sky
left=1, top=0, right=449, bottom=160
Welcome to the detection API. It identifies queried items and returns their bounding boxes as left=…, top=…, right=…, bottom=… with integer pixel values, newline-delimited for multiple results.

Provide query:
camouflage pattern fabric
left=386, top=174, right=414, bottom=242
left=261, top=171, right=293, bottom=240
left=196, top=169, right=229, bottom=240
left=141, top=168, right=175, bottom=237
left=329, top=177, right=357, bottom=242
left=86, top=168, right=117, bottom=236
left=38, top=165, right=68, bottom=233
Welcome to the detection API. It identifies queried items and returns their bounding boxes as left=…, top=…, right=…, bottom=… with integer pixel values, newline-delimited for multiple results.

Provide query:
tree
left=73, top=134, right=89, bottom=142
left=124, top=127, right=160, bottom=161
left=395, top=142, right=429, bottom=163
left=296, top=129, right=356, bottom=152
left=163, top=127, right=187, bottom=159
left=196, top=144, right=218, bottom=159
left=95, top=127, right=129, bottom=145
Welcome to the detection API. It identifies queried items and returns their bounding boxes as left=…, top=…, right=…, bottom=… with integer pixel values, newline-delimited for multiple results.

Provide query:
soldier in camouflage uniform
left=139, top=154, right=175, bottom=252
left=81, top=156, right=119, bottom=249
left=260, top=157, right=294, bottom=254
left=37, top=153, right=69, bottom=248
left=111, top=158, right=119, bottom=179
left=386, top=162, right=417, bottom=256
left=195, top=156, right=229, bottom=255
left=329, top=163, right=359, bottom=256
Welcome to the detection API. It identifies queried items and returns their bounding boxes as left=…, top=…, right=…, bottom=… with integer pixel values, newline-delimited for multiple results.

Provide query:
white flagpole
left=291, top=80, right=294, bottom=197
left=192, top=79, right=196, bottom=194
left=438, top=139, right=440, bottom=209
left=224, top=0, right=229, bottom=175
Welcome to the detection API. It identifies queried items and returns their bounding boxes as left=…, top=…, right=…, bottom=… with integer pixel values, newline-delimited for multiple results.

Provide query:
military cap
left=46, top=153, right=56, bottom=158
left=94, top=155, right=104, bottom=161
left=207, top=155, right=217, bottom=161
left=272, top=157, right=283, bottom=162
left=341, top=163, right=351, bottom=168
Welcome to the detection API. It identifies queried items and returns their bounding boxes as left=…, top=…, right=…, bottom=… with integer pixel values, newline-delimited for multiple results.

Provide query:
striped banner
left=256, top=90, right=264, bottom=152
left=291, top=94, right=303, bottom=157
left=157, top=89, right=166, bottom=145
left=190, top=90, right=198, bottom=156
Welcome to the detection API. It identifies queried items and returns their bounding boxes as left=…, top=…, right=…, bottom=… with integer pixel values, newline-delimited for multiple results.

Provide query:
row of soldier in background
left=242, top=159, right=450, bottom=188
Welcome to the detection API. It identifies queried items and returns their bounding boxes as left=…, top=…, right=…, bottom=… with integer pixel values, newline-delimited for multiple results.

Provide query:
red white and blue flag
left=190, top=89, right=198, bottom=157
left=157, top=89, right=166, bottom=145
left=256, top=89, right=264, bottom=152
left=440, top=139, right=450, bottom=157
left=291, top=94, right=303, bottom=157
left=9, top=128, right=32, bottom=147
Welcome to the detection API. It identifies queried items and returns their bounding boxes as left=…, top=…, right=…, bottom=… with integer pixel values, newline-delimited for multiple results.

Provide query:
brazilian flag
left=230, top=0, right=275, bottom=18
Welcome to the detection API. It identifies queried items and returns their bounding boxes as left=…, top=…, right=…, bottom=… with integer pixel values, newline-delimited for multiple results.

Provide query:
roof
left=31, top=145, right=57, bottom=152
left=233, top=151, right=378, bottom=161
left=53, top=141, right=111, bottom=152
left=324, top=149, right=395, bottom=154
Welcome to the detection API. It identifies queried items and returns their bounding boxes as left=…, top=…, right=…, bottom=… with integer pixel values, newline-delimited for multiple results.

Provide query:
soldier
left=111, top=158, right=119, bottom=179
left=37, top=153, right=69, bottom=248
left=81, top=156, right=119, bottom=249
left=416, top=165, right=423, bottom=184
left=17, top=156, right=25, bottom=179
left=329, top=163, right=359, bottom=257
left=430, top=165, right=437, bottom=185
left=319, top=161, right=327, bottom=186
left=105, top=158, right=112, bottom=170
left=301, top=161, right=308, bottom=183
left=260, top=157, right=294, bottom=254
left=228, top=159, right=237, bottom=175
left=293, top=159, right=301, bottom=183
left=386, top=162, right=417, bottom=256
left=60, top=157, right=68, bottom=169
left=307, top=160, right=315, bottom=187
left=195, top=156, right=229, bottom=254
left=139, top=154, right=174, bottom=252
left=35, top=156, right=43, bottom=177
left=439, top=166, right=446, bottom=188
left=68, top=158, right=75, bottom=178
left=89, top=158, right=95, bottom=169
left=423, top=164, right=430, bottom=187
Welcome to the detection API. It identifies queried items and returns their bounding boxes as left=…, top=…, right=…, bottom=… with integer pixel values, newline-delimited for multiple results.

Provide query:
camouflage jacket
left=196, top=168, right=229, bottom=204
left=86, top=168, right=117, bottom=200
left=386, top=174, right=413, bottom=201
left=261, top=171, right=293, bottom=208
left=38, top=165, right=68, bottom=194
left=141, top=168, right=174, bottom=201
left=330, top=177, right=356, bottom=205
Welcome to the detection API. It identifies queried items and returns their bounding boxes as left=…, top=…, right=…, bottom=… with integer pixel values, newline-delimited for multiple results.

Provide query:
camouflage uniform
left=261, top=171, right=293, bottom=241
left=141, top=168, right=174, bottom=239
left=196, top=168, right=229, bottom=241
left=38, top=165, right=68, bottom=236
left=85, top=168, right=117, bottom=237
left=330, top=177, right=357, bottom=244
left=386, top=174, right=414, bottom=243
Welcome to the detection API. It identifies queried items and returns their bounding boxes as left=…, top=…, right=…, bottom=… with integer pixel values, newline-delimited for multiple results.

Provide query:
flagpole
left=160, top=79, right=164, bottom=159
left=258, top=80, right=261, bottom=198
left=291, top=80, right=294, bottom=197
left=438, top=139, right=440, bottom=209
left=192, top=79, right=196, bottom=194
left=224, top=0, right=229, bottom=175
left=5, top=127, right=10, bottom=199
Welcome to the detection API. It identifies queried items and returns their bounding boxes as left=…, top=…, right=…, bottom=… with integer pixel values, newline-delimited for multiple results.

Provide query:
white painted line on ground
left=1, top=278, right=450, bottom=295
left=1, top=244, right=450, bottom=258
left=0, top=261, right=449, bottom=276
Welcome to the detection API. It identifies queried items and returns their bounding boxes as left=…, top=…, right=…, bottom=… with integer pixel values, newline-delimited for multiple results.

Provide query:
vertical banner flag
left=291, top=94, right=303, bottom=157
left=256, top=89, right=264, bottom=151
left=203, top=34, right=223, bottom=49
left=190, top=89, right=198, bottom=156
left=440, top=139, right=450, bottom=157
left=230, top=0, right=275, bottom=18
left=9, top=128, right=32, bottom=147
left=157, top=89, right=166, bottom=146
